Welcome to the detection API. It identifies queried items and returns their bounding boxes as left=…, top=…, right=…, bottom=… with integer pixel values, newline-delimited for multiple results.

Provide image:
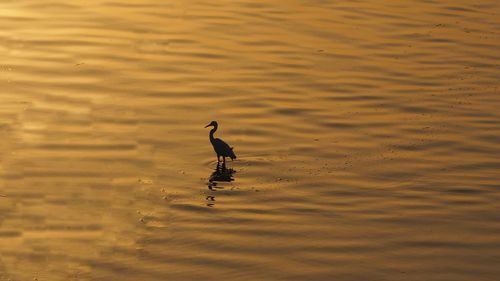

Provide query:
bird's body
left=205, top=121, right=236, bottom=163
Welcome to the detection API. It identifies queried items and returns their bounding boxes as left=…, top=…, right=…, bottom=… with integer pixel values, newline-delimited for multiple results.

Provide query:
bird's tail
left=229, top=147, right=237, bottom=160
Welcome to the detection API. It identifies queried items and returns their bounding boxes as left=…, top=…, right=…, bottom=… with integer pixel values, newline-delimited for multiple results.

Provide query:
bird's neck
left=209, top=126, right=217, bottom=142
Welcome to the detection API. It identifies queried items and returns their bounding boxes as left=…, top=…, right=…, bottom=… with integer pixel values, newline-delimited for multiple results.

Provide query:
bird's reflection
left=206, top=162, right=235, bottom=207
left=207, top=162, right=235, bottom=190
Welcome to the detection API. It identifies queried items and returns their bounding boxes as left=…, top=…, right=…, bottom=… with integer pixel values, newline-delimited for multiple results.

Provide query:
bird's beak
left=204, top=123, right=211, bottom=128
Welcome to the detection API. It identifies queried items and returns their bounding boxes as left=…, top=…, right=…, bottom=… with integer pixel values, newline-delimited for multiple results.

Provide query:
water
left=1, top=1, right=500, bottom=280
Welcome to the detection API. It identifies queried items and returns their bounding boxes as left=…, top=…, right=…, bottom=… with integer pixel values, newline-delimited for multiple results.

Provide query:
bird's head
left=204, top=121, right=218, bottom=128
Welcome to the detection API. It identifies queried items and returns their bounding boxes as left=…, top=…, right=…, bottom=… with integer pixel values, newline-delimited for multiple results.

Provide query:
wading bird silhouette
left=205, top=121, right=236, bottom=163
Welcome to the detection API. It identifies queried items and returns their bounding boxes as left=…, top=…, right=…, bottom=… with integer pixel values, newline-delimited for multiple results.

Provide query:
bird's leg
left=223, top=156, right=226, bottom=164
left=217, top=155, right=221, bottom=162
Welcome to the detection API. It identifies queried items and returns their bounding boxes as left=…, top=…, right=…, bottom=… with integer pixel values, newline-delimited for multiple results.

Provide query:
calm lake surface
left=1, top=1, right=500, bottom=280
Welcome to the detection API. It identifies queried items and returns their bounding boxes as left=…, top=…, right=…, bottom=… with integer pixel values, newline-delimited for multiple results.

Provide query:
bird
left=205, top=121, right=237, bottom=163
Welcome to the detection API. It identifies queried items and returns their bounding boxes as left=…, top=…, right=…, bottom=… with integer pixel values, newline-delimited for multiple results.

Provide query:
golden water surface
left=1, top=1, right=500, bottom=280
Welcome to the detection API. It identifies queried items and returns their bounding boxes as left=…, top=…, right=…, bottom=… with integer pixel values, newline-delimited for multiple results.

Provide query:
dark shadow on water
left=206, top=162, right=236, bottom=207
left=208, top=162, right=235, bottom=190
